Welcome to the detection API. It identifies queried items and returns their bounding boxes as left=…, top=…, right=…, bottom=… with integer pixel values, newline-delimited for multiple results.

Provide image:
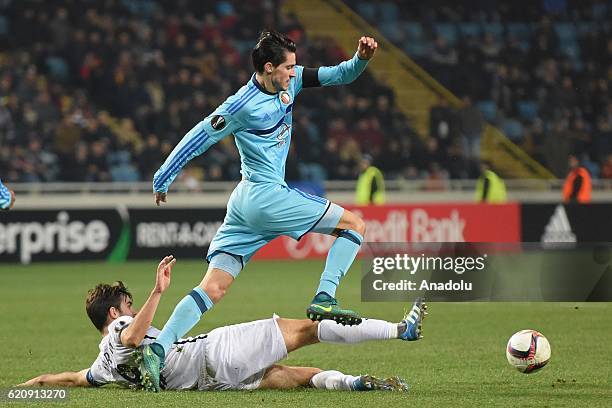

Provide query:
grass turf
left=0, top=259, right=610, bottom=407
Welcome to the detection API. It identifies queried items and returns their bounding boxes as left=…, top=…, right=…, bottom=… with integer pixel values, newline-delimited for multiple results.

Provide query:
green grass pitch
left=0, top=259, right=610, bottom=407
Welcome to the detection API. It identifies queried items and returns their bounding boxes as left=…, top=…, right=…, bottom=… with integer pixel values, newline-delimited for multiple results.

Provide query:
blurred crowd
left=1, top=0, right=611, bottom=185
left=0, top=0, right=422, bottom=185
left=349, top=0, right=612, bottom=178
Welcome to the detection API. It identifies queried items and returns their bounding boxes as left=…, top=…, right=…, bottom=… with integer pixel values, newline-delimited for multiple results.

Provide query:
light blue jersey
left=153, top=53, right=368, bottom=191
left=0, top=179, right=12, bottom=210
left=153, top=52, right=369, bottom=269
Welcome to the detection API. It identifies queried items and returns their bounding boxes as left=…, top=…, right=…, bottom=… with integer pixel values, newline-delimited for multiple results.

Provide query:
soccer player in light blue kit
left=141, top=30, right=378, bottom=391
left=0, top=179, right=15, bottom=210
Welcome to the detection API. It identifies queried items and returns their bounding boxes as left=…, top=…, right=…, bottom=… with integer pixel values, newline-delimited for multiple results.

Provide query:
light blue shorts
left=207, top=181, right=344, bottom=275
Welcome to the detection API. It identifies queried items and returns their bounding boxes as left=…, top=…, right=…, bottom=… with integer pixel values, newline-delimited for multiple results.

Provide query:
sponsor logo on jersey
left=275, top=123, right=290, bottom=147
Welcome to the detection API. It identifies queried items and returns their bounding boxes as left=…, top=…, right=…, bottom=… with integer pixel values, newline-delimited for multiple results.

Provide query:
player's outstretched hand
left=357, top=36, right=378, bottom=60
left=154, top=255, right=175, bottom=294
left=154, top=192, right=166, bottom=206
left=16, top=379, right=32, bottom=387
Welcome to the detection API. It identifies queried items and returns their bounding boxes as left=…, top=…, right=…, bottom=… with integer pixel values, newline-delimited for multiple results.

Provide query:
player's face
left=117, top=296, right=136, bottom=317
left=271, top=51, right=296, bottom=92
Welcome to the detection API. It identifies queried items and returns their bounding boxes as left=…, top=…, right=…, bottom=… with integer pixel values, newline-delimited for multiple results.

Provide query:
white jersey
left=86, top=316, right=207, bottom=390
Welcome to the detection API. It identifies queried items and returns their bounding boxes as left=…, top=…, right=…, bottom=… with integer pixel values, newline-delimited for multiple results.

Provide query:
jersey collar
left=251, top=74, right=277, bottom=96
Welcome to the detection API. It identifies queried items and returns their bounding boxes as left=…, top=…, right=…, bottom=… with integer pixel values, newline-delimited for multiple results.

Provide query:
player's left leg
left=257, top=365, right=409, bottom=392
left=316, top=298, right=427, bottom=343
left=274, top=317, right=413, bottom=351
left=310, top=370, right=409, bottom=392
left=243, top=184, right=365, bottom=326
left=258, top=365, right=322, bottom=389
left=257, top=365, right=407, bottom=391
left=276, top=298, right=427, bottom=352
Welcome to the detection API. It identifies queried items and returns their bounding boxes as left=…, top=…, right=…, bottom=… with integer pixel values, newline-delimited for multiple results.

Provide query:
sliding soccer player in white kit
left=19, top=256, right=427, bottom=392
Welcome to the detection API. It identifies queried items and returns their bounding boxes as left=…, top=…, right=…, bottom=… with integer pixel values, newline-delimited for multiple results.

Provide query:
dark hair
left=252, top=30, right=296, bottom=73
left=85, top=281, right=132, bottom=332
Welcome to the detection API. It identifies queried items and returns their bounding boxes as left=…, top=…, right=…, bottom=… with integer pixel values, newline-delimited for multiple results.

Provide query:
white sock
left=318, top=318, right=397, bottom=344
left=310, top=370, right=359, bottom=390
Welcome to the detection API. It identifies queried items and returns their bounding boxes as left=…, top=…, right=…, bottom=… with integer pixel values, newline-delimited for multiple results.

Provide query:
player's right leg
left=139, top=263, right=237, bottom=392
left=139, top=183, right=264, bottom=392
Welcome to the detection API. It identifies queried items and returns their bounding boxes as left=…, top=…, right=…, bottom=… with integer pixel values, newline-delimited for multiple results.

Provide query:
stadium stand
left=0, top=0, right=429, bottom=184
left=2, top=0, right=611, bottom=183
left=346, top=0, right=612, bottom=178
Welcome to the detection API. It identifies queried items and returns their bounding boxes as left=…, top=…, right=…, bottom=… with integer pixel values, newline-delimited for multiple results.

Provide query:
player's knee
left=311, top=367, right=323, bottom=376
left=300, top=320, right=319, bottom=344
left=352, top=216, right=366, bottom=237
left=202, top=283, right=227, bottom=303
left=303, top=367, right=323, bottom=386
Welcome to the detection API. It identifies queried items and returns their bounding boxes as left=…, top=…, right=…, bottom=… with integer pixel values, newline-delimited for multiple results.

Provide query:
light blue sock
left=155, top=287, right=213, bottom=354
left=317, top=230, right=363, bottom=297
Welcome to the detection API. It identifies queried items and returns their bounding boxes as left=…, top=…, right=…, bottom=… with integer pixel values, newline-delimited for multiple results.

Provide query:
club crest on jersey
left=211, top=115, right=226, bottom=130
left=280, top=91, right=291, bottom=105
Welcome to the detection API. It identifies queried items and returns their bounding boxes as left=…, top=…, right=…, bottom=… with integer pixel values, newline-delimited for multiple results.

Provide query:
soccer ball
left=506, top=329, right=551, bottom=373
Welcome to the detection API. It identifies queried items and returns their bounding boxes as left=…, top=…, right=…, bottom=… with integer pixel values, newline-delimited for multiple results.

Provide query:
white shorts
left=198, top=315, right=288, bottom=390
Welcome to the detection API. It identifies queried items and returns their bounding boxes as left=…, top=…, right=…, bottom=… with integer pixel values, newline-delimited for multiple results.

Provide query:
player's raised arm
left=18, top=369, right=90, bottom=387
left=300, top=36, right=377, bottom=91
left=120, top=256, right=175, bottom=348
left=152, top=106, right=243, bottom=205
